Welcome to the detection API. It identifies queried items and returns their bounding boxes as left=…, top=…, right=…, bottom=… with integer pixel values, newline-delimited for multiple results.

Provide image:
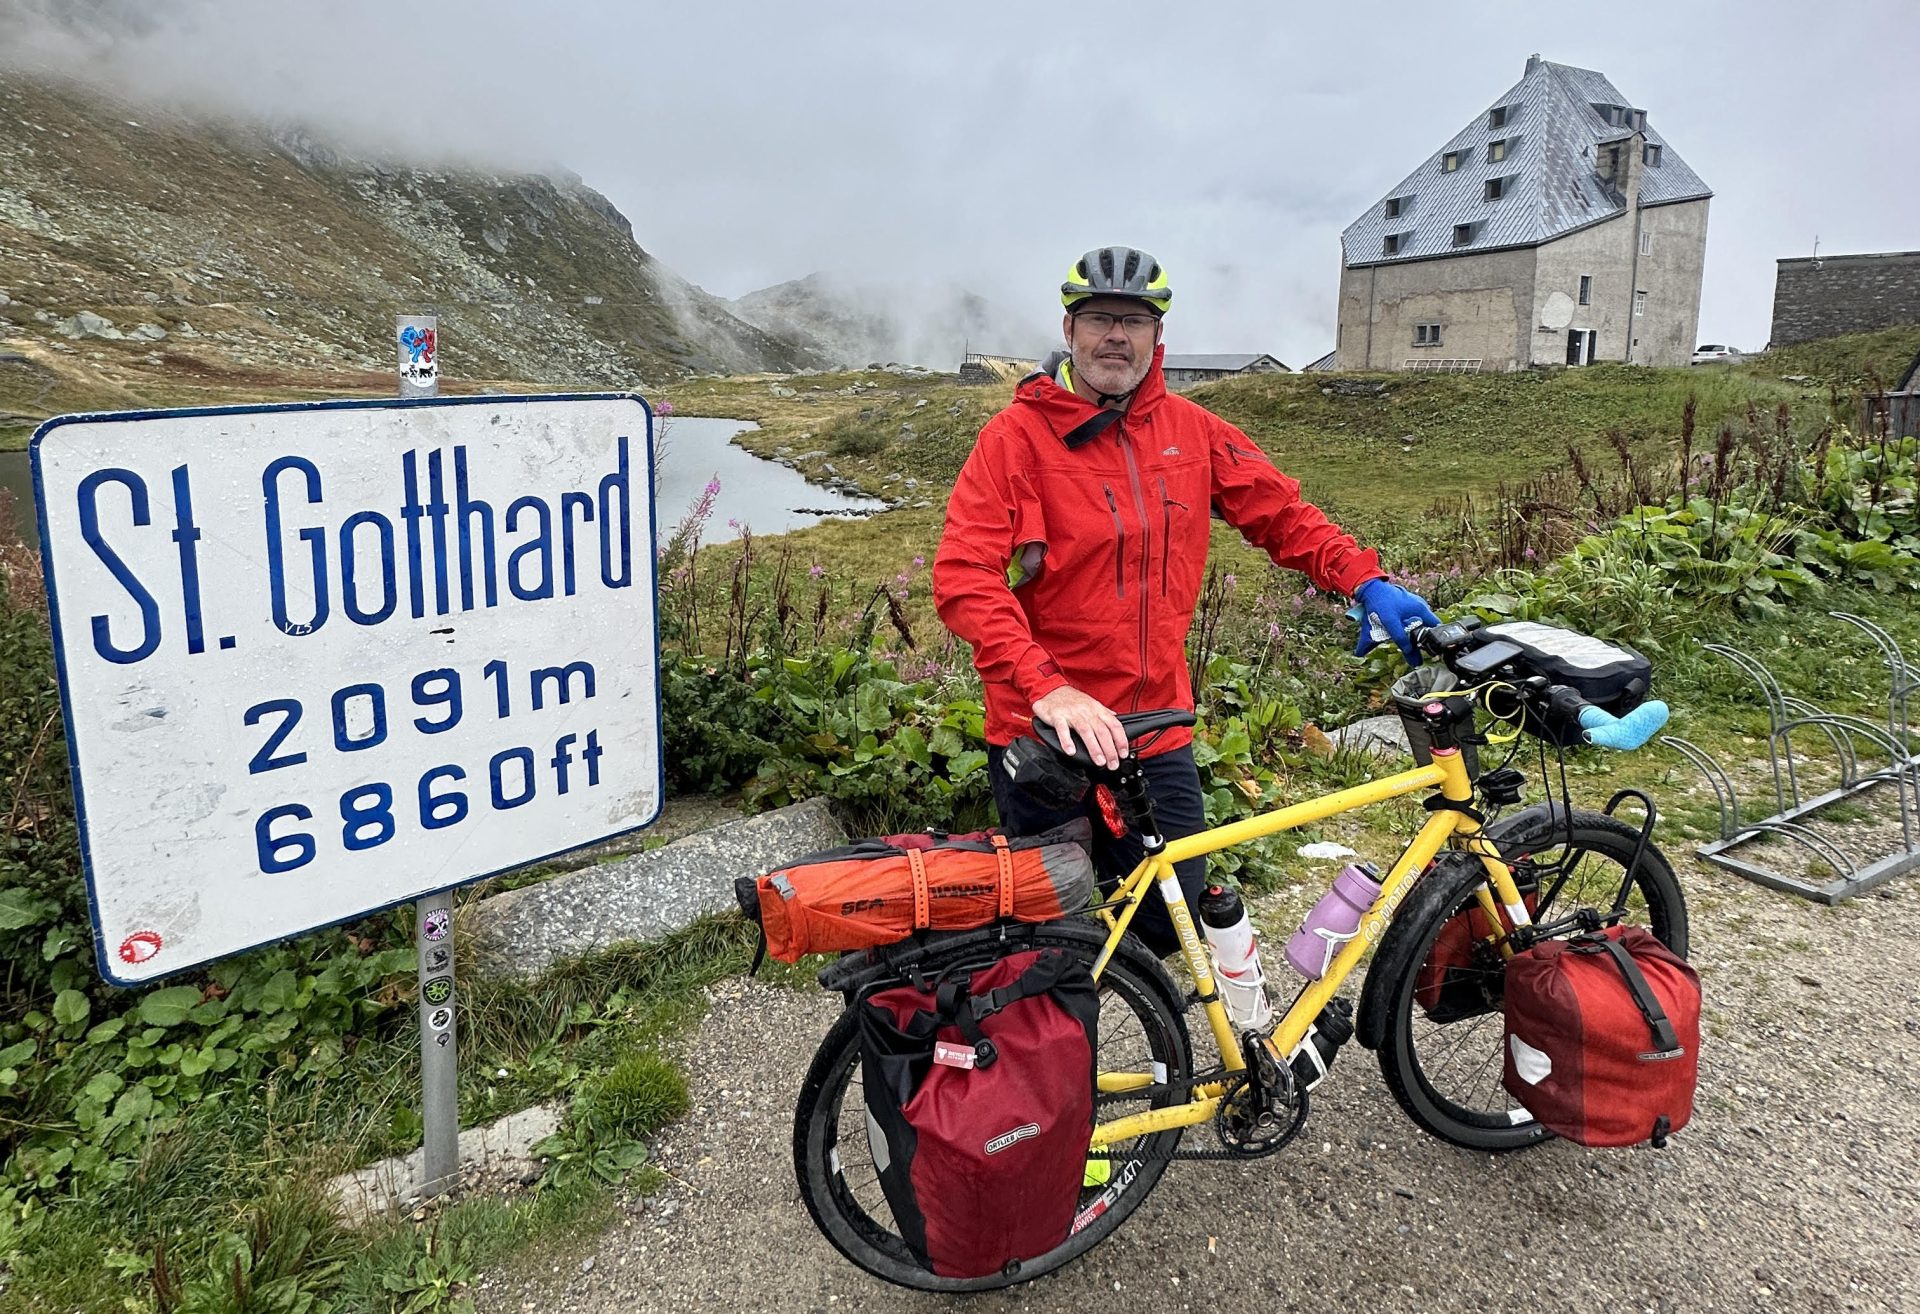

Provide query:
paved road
left=475, top=867, right=1920, bottom=1314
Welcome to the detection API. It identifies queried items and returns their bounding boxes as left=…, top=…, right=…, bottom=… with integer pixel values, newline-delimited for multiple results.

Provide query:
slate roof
left=1162, top=353, right=1289, bottom=372
left=1303, top=350, right=1339, bottom=372
left=1342, top=58, right=1711, bottom=270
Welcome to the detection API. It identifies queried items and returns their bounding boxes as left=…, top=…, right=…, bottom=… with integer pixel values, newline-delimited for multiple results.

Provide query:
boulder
left=465, top=797, right=845, bottom=978
left=56, top=311, right=122, bottom=340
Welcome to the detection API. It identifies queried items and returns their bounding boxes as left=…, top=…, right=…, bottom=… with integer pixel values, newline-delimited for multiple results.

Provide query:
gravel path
left=474, top=862, right=1920, bottom=1314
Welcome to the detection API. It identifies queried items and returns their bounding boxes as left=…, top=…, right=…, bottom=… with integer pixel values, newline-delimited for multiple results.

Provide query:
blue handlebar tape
left=1578, top=700, right=1670, bottom=751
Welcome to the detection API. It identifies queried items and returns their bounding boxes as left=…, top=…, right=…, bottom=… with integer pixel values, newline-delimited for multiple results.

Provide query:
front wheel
left=792, top=926, right=1192, bottom=1292
left=1378, top=810, right=1688, bottom=1152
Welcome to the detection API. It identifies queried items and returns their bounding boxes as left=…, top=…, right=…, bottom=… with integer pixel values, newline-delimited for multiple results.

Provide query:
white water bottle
left=1197, top=884, right=1273, bottom=1030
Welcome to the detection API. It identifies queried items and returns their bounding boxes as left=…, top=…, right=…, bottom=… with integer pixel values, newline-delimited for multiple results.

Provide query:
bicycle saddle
left=1031, top=707, right=1197, bottom=756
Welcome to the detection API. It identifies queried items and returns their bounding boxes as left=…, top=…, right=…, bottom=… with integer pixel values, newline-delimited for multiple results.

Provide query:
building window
left=1634, top=290, right=1647, bottom=318
left=1644, top=143, right=1662, bottom=167
left=1488, top=106, right=1509, bottom=129
left=1384, top=195, right=1407, bottom=218
left=1488, top=138, right=1508, bottom=164
left=1484, top=175, right=1510, bottom=201
left=1453, top=222, right=1476, bottom=247
left=1640, top=229, right=1653, bottom=256
left=1414, top=323, right=1443, bottom=346
left=1578, top=275, right=1592, bottom=305
left=1442, top=150, right=1464, bottom=172
left=1383, top=233, right=1405, bottom=256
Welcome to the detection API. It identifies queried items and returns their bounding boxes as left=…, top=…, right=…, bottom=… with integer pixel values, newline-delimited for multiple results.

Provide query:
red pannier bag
left=734, top=820, right=1094, bottom=963
left=1502, top=925, right=1701, bottom=1147
left=859, top=948, right=1098, bottom=1278
left=1413, top=888, right=1537, bottom=1022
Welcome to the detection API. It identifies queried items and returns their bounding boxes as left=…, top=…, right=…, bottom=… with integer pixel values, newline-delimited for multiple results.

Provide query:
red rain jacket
left=933, top=347, right=1384, bottom=754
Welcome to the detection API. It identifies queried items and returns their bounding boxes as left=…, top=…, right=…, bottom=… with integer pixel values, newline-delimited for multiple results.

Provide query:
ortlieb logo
left=1638, top=1047, right=1688, bottom=1063
left=984, top=1122, right=1041, bottom=1155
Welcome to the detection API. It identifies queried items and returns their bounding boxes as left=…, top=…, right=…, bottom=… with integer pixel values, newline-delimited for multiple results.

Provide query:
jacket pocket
left=1158, top=477, right=1190, bottom=597
left=1103, top=483, right=1126, bottom=599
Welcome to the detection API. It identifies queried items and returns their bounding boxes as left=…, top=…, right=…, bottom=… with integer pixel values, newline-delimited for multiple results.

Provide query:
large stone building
left=1770, top=250, right=1920, bottom=347
left=1336, top=57, right=1711, bottom=372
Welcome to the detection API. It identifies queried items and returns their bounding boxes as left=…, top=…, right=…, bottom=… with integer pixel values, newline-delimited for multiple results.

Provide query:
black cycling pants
left=986, top=742, right=1210, bottom=959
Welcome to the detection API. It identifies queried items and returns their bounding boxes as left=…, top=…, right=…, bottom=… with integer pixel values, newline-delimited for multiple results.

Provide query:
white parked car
left=1691, top=344, right=1741, bottom=365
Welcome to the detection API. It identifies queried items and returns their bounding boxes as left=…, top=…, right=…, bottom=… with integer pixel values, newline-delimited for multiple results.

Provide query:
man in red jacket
left=932, top=246, right=1436, bottom=954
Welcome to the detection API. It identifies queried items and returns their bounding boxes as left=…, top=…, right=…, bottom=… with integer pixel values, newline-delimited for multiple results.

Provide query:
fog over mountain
left=3, top=0, right=1915, bottom=363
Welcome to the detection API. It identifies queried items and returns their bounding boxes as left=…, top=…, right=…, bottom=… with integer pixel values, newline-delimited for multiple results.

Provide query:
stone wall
left=1336, top=246, right=1537, bottom=371
left=1771, top=251, right=1920, bottom=346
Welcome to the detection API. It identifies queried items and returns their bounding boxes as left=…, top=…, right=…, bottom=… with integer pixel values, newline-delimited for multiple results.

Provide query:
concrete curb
left=466, top=797, right=846, bottom=978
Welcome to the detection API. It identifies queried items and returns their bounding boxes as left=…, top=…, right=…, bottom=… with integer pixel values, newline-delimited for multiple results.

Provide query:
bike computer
left=1455, top=639, right=1524, bottom=677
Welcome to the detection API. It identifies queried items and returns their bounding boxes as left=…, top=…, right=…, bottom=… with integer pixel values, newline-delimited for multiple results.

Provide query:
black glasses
left=1073, top=311, right=1159, bottom=334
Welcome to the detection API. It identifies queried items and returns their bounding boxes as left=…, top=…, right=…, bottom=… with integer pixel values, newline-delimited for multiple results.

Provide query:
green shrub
left=575, top=1052, right=688, bottom=1141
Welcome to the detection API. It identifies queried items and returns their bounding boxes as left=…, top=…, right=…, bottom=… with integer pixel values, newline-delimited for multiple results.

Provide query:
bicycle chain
left=1089, top=1070, right=1304, bottom=1162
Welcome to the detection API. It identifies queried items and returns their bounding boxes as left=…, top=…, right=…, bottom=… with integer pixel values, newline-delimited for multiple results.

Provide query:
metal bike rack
left=1659, top=615, right=1920, bottom=903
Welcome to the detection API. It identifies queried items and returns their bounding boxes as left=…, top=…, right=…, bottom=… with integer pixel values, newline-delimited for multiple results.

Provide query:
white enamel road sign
left=32, top=395, right=660, bottom=984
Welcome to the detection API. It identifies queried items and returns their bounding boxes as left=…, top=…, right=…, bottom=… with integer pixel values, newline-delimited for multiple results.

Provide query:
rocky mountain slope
left=729, top=272, right=1036, bottom=370
left=0, top=72, right=820, bottom=391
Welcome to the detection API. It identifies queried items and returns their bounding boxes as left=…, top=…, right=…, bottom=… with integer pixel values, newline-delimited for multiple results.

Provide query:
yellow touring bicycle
left=792, top=619, right=1688, bottom=1291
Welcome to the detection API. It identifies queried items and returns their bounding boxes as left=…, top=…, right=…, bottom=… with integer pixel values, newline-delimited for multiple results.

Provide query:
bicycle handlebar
left=1402, top=619, right=1667, bottom=752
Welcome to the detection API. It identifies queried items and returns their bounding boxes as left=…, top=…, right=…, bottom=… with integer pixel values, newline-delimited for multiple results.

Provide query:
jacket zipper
left=1158, top=476, right=1188, bottom=597
left=1102, top=484, right=1126, bottom=599
left=1117, top=428, right=1153, bottom=712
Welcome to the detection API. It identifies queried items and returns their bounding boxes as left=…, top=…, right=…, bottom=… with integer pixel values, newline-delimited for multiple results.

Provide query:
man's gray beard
left=1070, top=342, right=1150, bottom=397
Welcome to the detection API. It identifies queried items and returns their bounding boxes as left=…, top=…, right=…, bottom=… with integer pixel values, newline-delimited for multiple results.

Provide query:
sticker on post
left=422, top=975, right=453, bottom=1006
left=428, top=1006, right=454, bottom=1032
left=423, top=909, right=451, bottom=942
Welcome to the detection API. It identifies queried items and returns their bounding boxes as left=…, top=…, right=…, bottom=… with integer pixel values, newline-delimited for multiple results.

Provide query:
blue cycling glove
left=1350, top=578, right=1441, bottom=666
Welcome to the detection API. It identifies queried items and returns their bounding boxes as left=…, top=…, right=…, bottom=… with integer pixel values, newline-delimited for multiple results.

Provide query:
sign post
left=398, top=313, right=458, bottom=1194
left=30, top=391, right=660, bottom=1200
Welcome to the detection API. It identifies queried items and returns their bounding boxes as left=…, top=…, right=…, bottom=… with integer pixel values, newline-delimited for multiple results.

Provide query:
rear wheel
left=792, top=927, right=1191, bottom=1292
left=1379, top=811, right=1688, bottom=1151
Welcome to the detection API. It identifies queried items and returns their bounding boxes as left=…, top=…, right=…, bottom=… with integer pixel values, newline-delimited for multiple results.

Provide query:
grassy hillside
left=673, top=330, right=1918, bottom=541
left=0, top=70, right=817, bottom=440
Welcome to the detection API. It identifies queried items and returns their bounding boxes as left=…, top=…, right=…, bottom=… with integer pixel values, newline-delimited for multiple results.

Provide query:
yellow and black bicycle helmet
left=1061, top=246, right=1172, bottom=315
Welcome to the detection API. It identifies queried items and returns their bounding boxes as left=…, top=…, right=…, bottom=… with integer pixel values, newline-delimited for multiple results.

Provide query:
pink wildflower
left=809, top=563, right=825, bottom=578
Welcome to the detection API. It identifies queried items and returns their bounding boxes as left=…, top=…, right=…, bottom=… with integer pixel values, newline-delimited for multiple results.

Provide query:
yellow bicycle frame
left=1086, top=746, right=1533, bottom=1149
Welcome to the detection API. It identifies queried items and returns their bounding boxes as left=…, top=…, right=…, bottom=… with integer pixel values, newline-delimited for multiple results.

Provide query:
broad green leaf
left=0, top=888, right=56, bottom=931
left=137, top=986, right=202, bottom=1028
left=258, top=969, right=299, bottom=1014
left=52, top=989, right=89, bottom=1028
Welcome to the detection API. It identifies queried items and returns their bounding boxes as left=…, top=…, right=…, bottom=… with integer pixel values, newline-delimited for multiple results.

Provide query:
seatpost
left=1112, top=758, right=1164, bottom=851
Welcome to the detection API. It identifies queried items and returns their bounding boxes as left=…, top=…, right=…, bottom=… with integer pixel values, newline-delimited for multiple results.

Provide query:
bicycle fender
left=1354, top=852, right=1486, bottom=1051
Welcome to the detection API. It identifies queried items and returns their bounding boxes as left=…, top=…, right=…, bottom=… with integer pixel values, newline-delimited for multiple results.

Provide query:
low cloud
left=3, top=0, right=1914, bottom=361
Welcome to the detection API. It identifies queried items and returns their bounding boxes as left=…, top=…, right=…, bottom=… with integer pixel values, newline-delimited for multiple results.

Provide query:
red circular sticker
left=118, top=930, right=163, bottom=965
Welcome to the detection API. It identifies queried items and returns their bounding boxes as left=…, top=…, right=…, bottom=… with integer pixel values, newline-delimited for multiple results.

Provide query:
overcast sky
left=4, top=0, right=1916, bottom=365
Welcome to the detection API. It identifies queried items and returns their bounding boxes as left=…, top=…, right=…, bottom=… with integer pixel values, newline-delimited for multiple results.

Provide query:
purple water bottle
left=1285, top=863, right=1384, bottom=980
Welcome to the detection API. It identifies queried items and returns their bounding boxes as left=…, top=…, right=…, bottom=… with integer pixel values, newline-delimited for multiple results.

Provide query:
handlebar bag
left=859, top=948, right=1099, bottom=1278
left=1481, top=621, right=1652, bottom=709
left=735, top=819, right=1095, bottom=963
left=1501, top=925, right=1700, bottom=1147
left=1479, top=622, right=1651, bottom=745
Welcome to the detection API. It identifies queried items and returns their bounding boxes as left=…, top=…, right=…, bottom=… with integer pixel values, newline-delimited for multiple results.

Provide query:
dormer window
left=1383, top=232, right=1407, bottom=256
left=1488, top=106, right=1509, bottom=129
left=1488, top=138, right=1509, bottom=164
left=1384, top=195, right=1409, bottom=219
left=1484, top=175, right=1512, bottom=201
left=1630, top=109, right=1648, bottom=132
left=1644, top=143, right=1663, bottom=167
left=1453, top=222, right=1479, bottom=247
left=1442, top=150, right=1467, bottom=173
